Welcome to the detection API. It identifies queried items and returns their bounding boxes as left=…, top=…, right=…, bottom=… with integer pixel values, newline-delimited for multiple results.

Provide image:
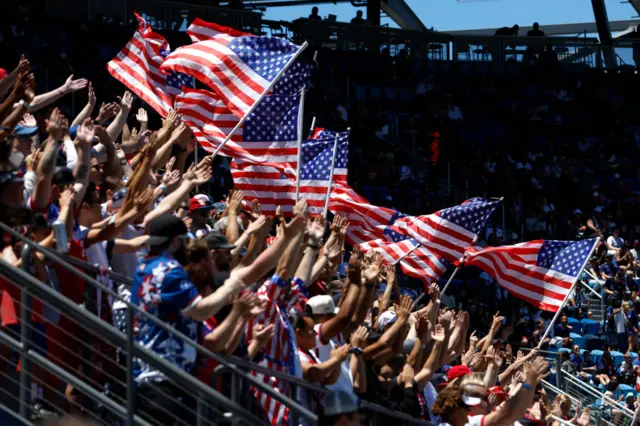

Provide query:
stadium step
left=588, top=291, right=605, bottom=322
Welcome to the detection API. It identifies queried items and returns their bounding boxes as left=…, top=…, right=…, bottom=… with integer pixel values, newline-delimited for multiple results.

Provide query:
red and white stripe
left=463, top=242, right=577, bottom=312
left=396, top=213, right=478, bottom=263
left=160, top=31, right=293, bottom=118
left=187, top=17, right=251, bottom=43
left=175, top=89, right=299, bottom=169
left=106, top=12, right=175, bottom=117
left=400, top=246, right=447, bottom=285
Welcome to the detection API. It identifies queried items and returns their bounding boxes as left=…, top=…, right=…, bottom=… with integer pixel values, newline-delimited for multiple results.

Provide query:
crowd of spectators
left=1, top=3, right=640, bottom=426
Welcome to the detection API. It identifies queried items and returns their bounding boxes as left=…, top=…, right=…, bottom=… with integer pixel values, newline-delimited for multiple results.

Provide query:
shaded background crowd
left=1, top=2, right=640, bottom=426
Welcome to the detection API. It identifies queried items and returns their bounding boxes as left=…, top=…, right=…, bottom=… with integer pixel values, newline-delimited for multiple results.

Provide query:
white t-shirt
left=614, top=311, right=626, bottom=333
left=466, top=415, right=485, bottom=426
left=607, top=235, right=623, bottom=249
left=313, top=323, right=353, bottom=393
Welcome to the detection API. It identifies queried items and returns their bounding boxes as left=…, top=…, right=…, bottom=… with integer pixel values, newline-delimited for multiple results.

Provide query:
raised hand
left=17, top=55, right=30, bottom=73
left=86, top=82, right=96, bottom=108
left=429, top=283, right=440, bottom=302
left=362, top=252, right=383, bottom=284
left=330, top=344, right=350, bottom=362
left=118, top=91, right=134, bottom=114
left=59, top=187, right=76, bottom=208
left=96, top=102, right=118, bottom=124
left=246, top=215, right=268, bottom=235
left=399, top=364, right=415, bottom=388
left=293, top=199, right=308, bottom=217
left=76, top=118, right=95, bottom=144
left=325, top=239, right=342, bottom=260
left=524, top=357, right=550, bottom=386
left=228, top=189, right=244, bottom=213
left=248, top=297, right=267, bottom=318
left=491, top=312, right=505, bottom=330
left=184, top=157, right=212, bottom=185
left=282, top=215, right=306, bottom=240
left=232, top=292, right=255, bottom=316
left=307, top=216, right=325, bottom=245
left=136, top=108, right=148, bottom=124
left=26, top=150, right=42, bottom=173
left=20, top=113, right=37, bottom=128
left=252, top=324, right=275, bottom=347
left=431, top=323, right=445, bottom=342
left=251, top=199, right=261, bottom=218
left=22, top=73, right=36, bottom=103
left=347, top=246, right=362, bottom=283
left=133, top=188, right=154, bottom=212
left=94, top=125, right=112, bottom=146
left=46, top=108, right=66, bottom=141
left=395, top=295, right=414, bottom=321
left=350, top=325, right=369, bottom=348
left=469, top=331, right=479, bottom=348
left=63, top=75, right=89, bottom=93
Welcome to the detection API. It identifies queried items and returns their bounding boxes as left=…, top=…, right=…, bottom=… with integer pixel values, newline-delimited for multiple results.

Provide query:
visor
left=462, top=394, right=484, bottom=406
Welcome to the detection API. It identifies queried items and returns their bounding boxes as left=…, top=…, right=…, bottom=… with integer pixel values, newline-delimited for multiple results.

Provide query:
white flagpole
left=441, top=197, right=504, bottom=295
left=309, top=117, right=317, bottom=138
left=294, top=86, right=306, bottom=202
left=323, top=134, right=340, bottom=219
left=579, top=279, right=602, bottom=299
left=536, top=238, right=600, bottom=349
left=210, top=41, right=309, bottom=158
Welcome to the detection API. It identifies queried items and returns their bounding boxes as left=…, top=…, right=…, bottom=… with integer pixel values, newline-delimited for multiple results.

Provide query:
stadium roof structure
left=446, top=20, right=640, bottom=37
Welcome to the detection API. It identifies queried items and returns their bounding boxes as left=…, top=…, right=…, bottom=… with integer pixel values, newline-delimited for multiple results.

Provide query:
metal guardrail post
left=289, top=383, right=298, bottom=426
left=19, top=244, right=33, bottom=419
left=126, top=307, right=135, bottom=426
left=231, top=371, right=239, bottom=426
left=197, top=393, right=205, bottom=426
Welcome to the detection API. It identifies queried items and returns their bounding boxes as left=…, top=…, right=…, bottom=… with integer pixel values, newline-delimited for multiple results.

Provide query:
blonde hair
left=460, top=372, right=486, bottom=388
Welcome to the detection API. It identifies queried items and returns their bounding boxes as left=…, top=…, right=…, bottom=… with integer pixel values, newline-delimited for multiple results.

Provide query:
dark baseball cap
left=52, top=167, right=76, bottom=185
left=147, top=215, right=188, bottom=245
left=204, top=232, right=236, bottom=250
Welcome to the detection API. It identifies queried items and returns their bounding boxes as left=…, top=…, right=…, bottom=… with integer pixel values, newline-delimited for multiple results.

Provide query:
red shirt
left=0, top=276, right=46, bottom=326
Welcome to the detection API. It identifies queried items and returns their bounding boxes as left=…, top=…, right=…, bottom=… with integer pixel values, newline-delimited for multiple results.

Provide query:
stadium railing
left=0, top=221, right=435, bottom=426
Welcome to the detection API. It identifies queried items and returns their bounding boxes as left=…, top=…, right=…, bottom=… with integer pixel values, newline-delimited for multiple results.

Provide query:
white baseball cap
left=306, top=295, right=339, bottom=315
left=378, top=311, right=397, bottom=331
left=462, top=393, right=485, bottom=406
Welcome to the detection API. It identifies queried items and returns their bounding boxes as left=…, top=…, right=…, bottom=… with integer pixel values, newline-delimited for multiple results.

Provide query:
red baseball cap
left=0, top=68, right=6, bottom=79
left=189, top=194, right=214, bottom=212
left=447, top=365, right=472, bottom=382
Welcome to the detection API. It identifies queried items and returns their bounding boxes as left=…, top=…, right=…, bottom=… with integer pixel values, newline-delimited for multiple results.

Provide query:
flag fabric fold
left=176, top=88, right=302, bottom=170
left=107, top=12, right=193, bottom=117
left=463, top=238, right=597, bottom=311
left=396, top=197, right=502, bottom=263
left=160, top=32, right=305, bottom=118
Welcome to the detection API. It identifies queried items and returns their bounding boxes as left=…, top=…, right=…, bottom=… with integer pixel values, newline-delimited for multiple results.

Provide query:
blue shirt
left=130, top=255, right=202, bottom=383
left=571, top=354, right=584, bottom=370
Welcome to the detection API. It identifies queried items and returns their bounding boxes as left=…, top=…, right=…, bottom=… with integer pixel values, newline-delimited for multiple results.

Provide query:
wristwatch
left=349, top=347, right=364, bottom=356
left=18, top=99, right=30, bottom=110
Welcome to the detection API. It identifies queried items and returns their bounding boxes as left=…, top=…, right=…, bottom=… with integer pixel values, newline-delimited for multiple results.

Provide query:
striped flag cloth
left=106, top=12, right=193, bottom=117
left=463, top=238, right=597, bottom=311
left=231, top=132, right=349, bottom=215
left=396, top=197, right=501, bottom=263
left=175, top=88, right=302, bottom=169
left=160, top=30, right=306, bottom=119
left=329, top=184, right=447, bottom=284
left=186, top=17, right=313, bottom=96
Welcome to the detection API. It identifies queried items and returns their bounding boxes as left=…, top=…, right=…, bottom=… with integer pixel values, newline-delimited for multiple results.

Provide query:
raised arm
left=225, top=190, right=244, bottom=244
left=72, top=118, right=94, bottom=205
left=481, top=312, right=505, bottom=356
left=415, top=324, right=445, bottom=391
left=28, top=75, right=88, bottom=112
left=30, top=109, right=65, bottom=209
left=1, top=73, right=35, bottom=131
left=106, top=91, right=134, bottom=142
left=293, top=217, right=325, bottom=286
left=151, top=117, right=186, bottom=170
left=0, top=56, right=29, bottom=99
left=317, top=247, right=363, bottom=344
left=70, top=83, right=96, bottom=127
left=237, top=216, right=271, bottom=268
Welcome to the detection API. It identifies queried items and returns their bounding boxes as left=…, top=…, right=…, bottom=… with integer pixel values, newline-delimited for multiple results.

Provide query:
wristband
left=18, top=99, right=30, bottom=110
left=108, top=215, right=116, bottom=225
left=159, top=184, right=168, bottom=194
left=270, top=274, right=288, bottom=287
left=349, top=347, right=364, bottom=356
left=307, top=243, right=321, bottom=250
left=520, top=382, right=532, bottom=391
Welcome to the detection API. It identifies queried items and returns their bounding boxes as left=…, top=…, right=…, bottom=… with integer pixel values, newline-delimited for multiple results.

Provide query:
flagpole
left=294, top=86, right=306, bottom=202
left=536, top=238, right=600, bottom=349
left=440, top=236, right=478, bottom=296
left=441, top=196, right=504, bottom=295
left=210, top=41, right=309, bottom=159
left=323, top=134, right=339, bottom=219
left=579, top=279, right=602, bottom=299
left=309, top=116, right=316, bottom=138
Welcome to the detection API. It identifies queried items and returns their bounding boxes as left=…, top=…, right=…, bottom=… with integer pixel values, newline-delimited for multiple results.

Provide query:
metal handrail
left=1, top=221, right=433, bottom=425
left=561, top=371, right=636, bottom=418
left=0, top=256, right=274, bottom=426
left=0, top=221, right=315, bottom=424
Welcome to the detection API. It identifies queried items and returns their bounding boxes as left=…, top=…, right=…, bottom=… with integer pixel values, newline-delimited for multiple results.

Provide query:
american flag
left=106, top=12, right=193, bottom=117
left=396, top=197, right=501, bottom=263
left=175, top=88, right=302, bottom=169
left=329, top=184, right=448, bottom=284
left=186, top=17, right=312, bottom=96
left=463, top=239, right=598, bottom=312
left=160, top=31, right=306, bottom=119
left=231, top=131, right=349, bottom=215
left=187, top=17, right=251, bottom=43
